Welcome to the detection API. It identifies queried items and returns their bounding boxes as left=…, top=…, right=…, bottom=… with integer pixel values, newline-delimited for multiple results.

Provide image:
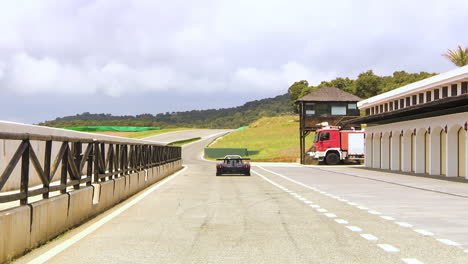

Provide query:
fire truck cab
left=308, top=127, right=365, bottom=165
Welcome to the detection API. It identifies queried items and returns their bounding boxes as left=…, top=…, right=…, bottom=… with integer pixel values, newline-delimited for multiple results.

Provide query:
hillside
left=208, top=115, right=313, bottom=162
left=40, top=94, right=292, bottom=129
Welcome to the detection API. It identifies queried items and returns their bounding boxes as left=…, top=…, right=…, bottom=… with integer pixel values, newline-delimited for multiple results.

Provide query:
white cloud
left=232, top=61, right=337, bottom=93
left=0, top=0, right=467, bottom=99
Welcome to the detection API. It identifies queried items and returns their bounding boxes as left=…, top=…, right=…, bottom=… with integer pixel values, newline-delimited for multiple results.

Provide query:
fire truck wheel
left=325, top=153, right=340, bottom=165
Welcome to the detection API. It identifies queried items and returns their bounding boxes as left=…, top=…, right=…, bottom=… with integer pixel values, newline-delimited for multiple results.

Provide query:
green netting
left=204, top=148, right=249, bottom=158
left=63, top=126, right=161, bottom=132
left=236, top=126, right=249, bottom=131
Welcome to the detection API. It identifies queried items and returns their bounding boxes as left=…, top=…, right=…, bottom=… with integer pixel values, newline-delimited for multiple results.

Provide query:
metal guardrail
left=0, top=132, right=181, bottom=205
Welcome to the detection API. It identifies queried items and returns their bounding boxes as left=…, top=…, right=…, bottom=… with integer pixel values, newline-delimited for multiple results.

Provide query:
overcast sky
left=0, top=0, right=467, bottom=124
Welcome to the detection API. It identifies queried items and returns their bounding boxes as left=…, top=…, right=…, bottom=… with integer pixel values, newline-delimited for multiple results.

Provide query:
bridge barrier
left=0, top=121, right=182, bottom=263
left=0, top=206, right=31, bottom=262
left=30, top=194, right=69, bottom=248
left=67, top=186, right=94, bottom=228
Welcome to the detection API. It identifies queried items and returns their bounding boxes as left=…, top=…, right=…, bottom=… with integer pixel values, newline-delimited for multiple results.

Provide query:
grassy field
left=209, top=115, right=313, bottom=162
left=93, top=128, right=195, bottom=139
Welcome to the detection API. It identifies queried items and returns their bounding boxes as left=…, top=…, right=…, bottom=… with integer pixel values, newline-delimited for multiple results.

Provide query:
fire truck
left=307, top=125, right=365, bottom=165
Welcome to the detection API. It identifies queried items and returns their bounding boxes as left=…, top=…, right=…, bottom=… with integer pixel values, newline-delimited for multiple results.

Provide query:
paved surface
left=144, top=129, right=230, bottom=144
left=16, top=130, right=468, bottom=264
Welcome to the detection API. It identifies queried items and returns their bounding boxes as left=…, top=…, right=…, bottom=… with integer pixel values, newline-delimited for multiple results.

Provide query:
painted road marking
left=298, top=197, right=307, bottom=201
left=346, top=226, right=362, bottom=232
left=324, top=213, right=337, bottom=218
left=28, top=166, right=189, bottom=264
left=361, top=234, right=379, bottom=241
left=414, top=229, right=434, bottom=236
left=317, top=208, right=328, bottom=213
left=335, top=219, right=349, bottom=224
left=348, top=202, right=358, bottom=206
left=402, top=258, right=424, bottom=264
left=252, top=168, right=423, bottom=262
left=377, top=244, right=400, bottom=253
left=437, top=238, right=461, bottom=246
left=304, top=201, right=313, bottom=204
left=368, top=210, right=382, bottom=215
left=357, top=206, right=369, bottom=210
left=396, top=222, right=413, bottom=228
left=380, top=216, right=395, bottom=221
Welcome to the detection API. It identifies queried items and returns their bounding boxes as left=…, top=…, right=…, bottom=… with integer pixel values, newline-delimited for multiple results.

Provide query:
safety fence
left=0, top=131, right=181, bottom=205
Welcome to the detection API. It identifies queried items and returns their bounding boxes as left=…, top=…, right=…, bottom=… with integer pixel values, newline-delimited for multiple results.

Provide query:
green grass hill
left=208, top=115, right=313, bottom=162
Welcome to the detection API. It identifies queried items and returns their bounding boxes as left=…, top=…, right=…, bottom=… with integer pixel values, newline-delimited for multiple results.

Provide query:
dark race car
left=216, top=155, right=251, bottom=176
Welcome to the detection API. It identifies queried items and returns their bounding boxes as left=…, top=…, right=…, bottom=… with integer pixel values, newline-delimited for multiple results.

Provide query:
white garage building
left=354, top=66, right=468, bottom=178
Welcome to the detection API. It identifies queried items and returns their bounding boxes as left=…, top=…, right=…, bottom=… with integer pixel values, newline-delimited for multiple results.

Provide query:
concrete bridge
left=3, top=123, right=468, bottom=263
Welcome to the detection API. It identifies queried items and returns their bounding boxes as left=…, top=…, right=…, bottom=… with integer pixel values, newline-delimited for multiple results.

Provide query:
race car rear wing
left=216, top=158, right=251, bottom=160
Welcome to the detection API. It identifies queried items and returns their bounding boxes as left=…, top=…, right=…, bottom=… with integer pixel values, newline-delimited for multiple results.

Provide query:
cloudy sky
left=0, top=0, right=467, bottom=124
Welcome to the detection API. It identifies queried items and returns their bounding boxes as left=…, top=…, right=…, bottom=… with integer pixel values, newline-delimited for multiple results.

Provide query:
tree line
left=40, top=94, right=292, bottom=129
left=41, top=69, right=439, bottom=129
left=288, top=70, right=437, bottom=111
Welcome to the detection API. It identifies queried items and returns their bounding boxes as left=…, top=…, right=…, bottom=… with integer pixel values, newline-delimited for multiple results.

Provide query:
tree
left=354, top=70, right=382, bottom=98
left=287, top=80, right=309, bottom=112
left=443, top=45, right=468, bottom=67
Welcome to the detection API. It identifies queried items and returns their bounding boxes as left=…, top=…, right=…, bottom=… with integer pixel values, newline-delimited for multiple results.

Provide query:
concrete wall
left=0, top=160, right=182, bottom=263
left=365, top=112, right=468, bottom=178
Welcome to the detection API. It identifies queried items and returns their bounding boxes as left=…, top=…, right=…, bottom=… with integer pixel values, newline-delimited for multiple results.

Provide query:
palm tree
left=443, top=45, right=468, bottom=67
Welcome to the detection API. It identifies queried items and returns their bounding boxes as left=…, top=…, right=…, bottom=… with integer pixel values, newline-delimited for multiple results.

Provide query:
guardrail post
left=94, top=141, right=100, bottom=183
left=60, top=142, right=69, bottom=194
left=86, top=143, right=93, bottom=186
left=73, top=142, right=82, bottom=189
left=43, top=140, right=52, bottom=199
left=20, top=139, right=30, bottom=205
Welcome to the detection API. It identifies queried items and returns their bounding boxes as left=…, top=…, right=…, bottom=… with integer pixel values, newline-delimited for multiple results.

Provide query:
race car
left=216, top=155, right=251, bottom=176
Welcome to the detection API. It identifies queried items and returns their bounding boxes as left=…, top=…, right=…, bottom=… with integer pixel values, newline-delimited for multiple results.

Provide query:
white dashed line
left=402, top=258, right=424, bottom=264
left=360, top=234, right=379, bottom=241
left=324, top=213, right=337, bottom=218
left=414, top=229, right=434, bottom=236
left=346, top=226, right=362, bottom=232
left=298, top=197, right=307, bottom=201
left=377, top=244, right=400, bottom=253
left=396, top=222, right=413, bottom=228
left=335, top=219, right=349, bottom=224
left=437, top=238, right=461, bottom=246
left=252, top=167, right=423, bottom=262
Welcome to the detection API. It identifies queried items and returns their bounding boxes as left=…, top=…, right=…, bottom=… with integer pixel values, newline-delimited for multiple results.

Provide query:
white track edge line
left=28, top=166, right=188, bottom=264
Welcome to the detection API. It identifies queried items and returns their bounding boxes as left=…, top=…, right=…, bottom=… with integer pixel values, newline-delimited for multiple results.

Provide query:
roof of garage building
left=346, top=93, right=468, bottom=125
left=296, top=87, right=362, bottom=102
left=358, top=65, right=468, bottom=109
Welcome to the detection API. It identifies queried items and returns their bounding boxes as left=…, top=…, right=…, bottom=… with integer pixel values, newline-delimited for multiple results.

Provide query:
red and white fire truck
left=307, top=125, right=365, bottom=165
